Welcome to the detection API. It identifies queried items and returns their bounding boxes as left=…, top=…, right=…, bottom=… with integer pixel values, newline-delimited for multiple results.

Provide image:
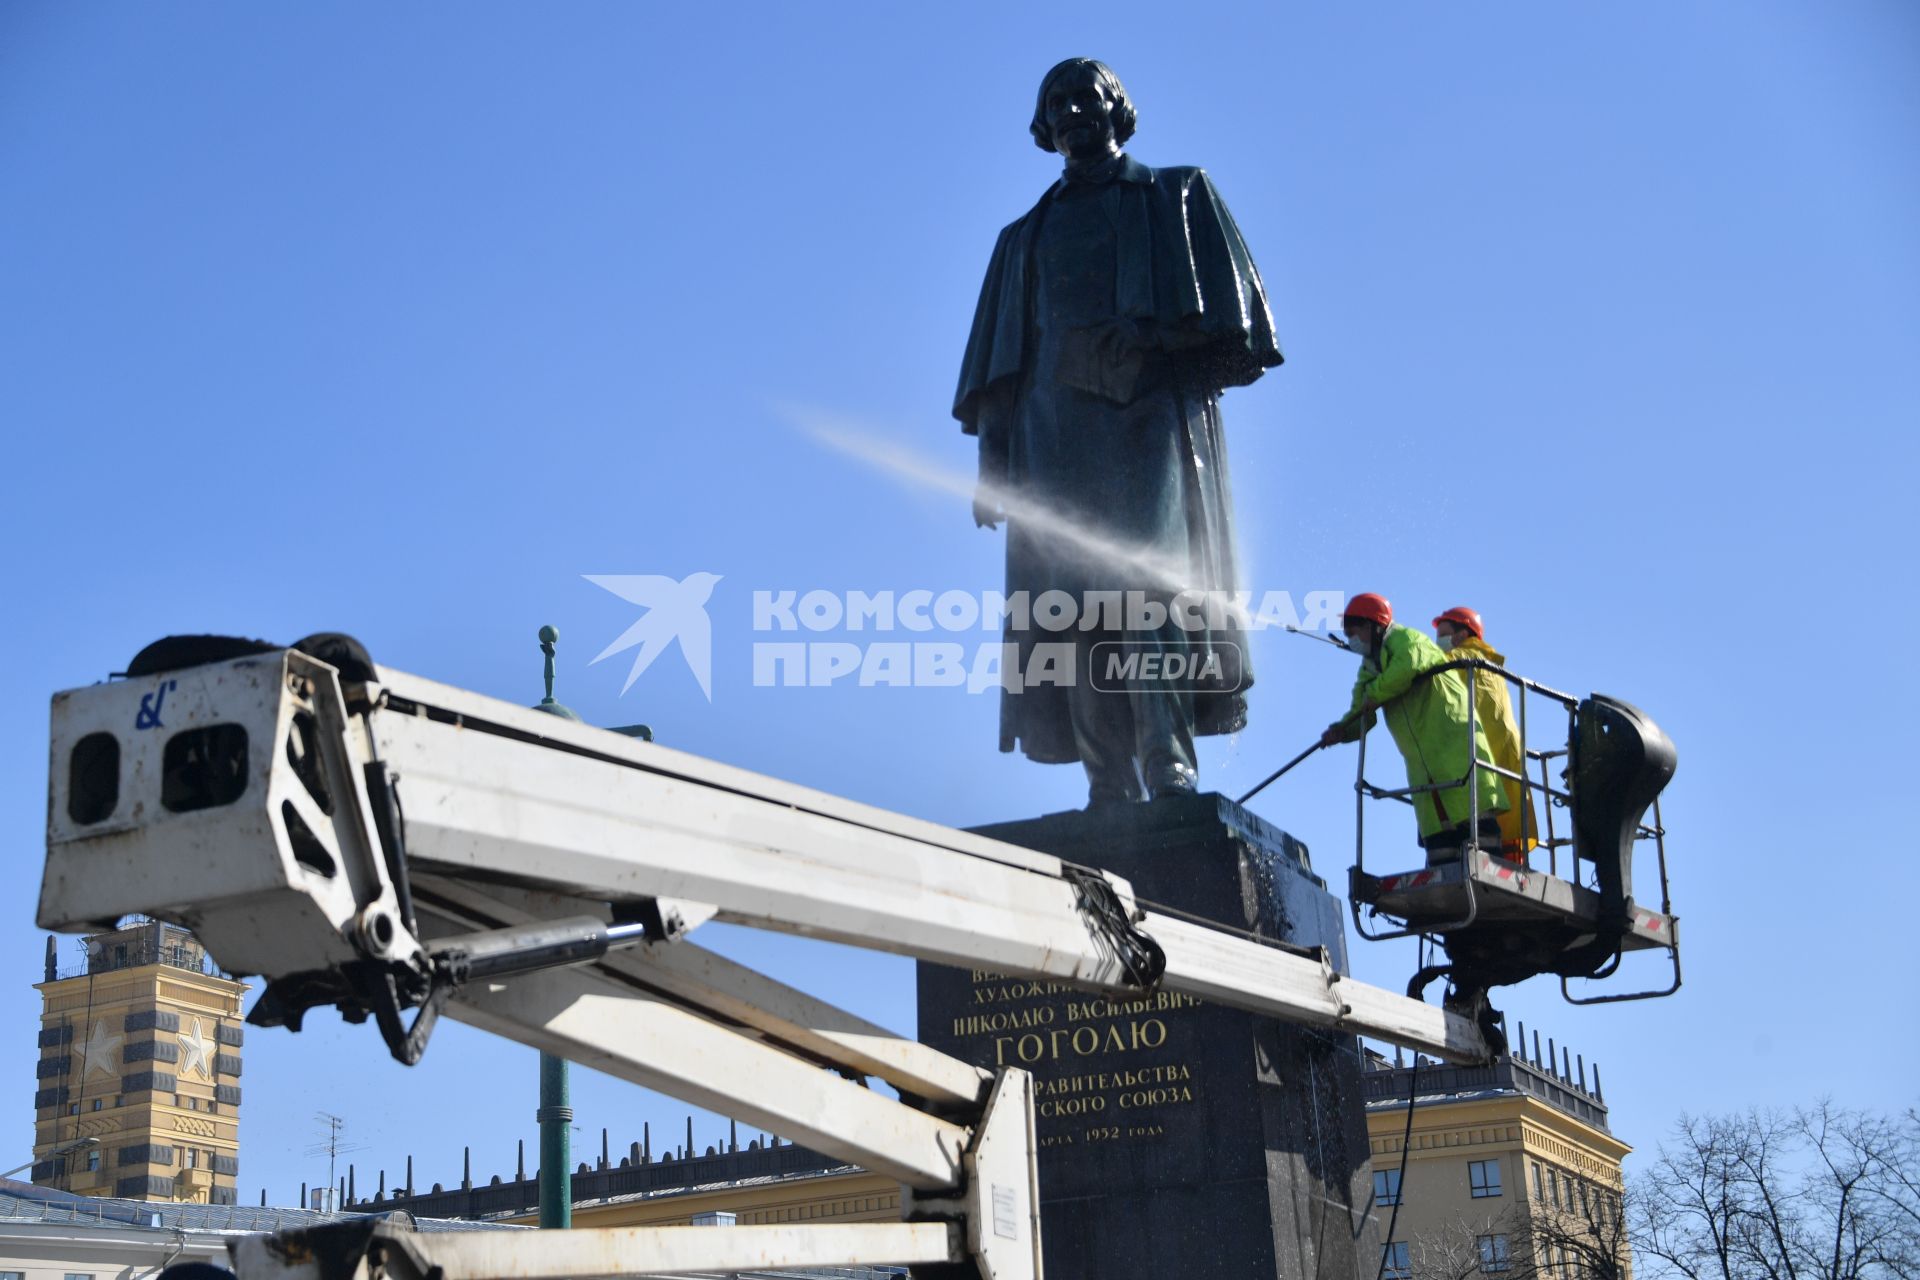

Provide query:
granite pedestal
left=916, top=792, right=1379, bottom=1280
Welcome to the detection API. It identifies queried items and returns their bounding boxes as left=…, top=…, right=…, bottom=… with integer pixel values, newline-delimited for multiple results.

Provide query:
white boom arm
left=40, top=645, right=1487, bottom=1280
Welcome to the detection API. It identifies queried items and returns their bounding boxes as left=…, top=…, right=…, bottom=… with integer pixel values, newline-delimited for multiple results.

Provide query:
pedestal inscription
left=917, top=793, right=1380, bottom=1280
left=946, top=973, right=1202, bottom=1153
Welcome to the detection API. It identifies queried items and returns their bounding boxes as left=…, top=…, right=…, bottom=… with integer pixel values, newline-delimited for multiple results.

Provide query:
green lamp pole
left=530, top=626, right=580, bottom=1230
left=526, top=625, right=651, bottom=1228
left=535, top=1051, right=572, bottom=1229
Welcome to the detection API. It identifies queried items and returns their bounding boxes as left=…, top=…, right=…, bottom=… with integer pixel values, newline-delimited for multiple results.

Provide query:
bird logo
left=585, top=572, right=723, bottom=700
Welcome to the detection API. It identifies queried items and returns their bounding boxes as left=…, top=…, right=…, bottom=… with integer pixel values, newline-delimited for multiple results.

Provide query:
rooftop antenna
left=304, top=1112, right=365, bottom=1213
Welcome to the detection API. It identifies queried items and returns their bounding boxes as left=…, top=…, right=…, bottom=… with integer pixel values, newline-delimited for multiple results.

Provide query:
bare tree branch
left=1629, top=1102, right=1917, bottom=1280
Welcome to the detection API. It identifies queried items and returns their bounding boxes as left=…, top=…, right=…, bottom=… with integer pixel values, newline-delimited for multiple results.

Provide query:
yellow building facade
left=1363, top=1038, right=1631, bottom=1280
left=32, top=921, right=248, bottom=1205
left=354, top=1136, right=896, bottom=1229
left=530, top=1167, right=900, bottom=1230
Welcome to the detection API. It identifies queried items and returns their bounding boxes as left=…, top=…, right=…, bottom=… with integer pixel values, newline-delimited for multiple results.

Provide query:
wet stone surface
left=917, top=792, right=1380, bottom=1280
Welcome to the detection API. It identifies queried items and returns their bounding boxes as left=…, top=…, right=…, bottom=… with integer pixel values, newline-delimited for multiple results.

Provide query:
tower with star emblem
left=31, top=919, right=247, bottom=1204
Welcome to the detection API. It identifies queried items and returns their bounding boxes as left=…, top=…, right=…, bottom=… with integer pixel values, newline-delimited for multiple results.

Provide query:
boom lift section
left=41, top=642, right=1490, bottom=1280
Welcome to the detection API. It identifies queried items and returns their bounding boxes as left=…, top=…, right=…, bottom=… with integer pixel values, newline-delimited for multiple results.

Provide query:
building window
left=1, top=1271, right=24, bottom=1280
left=86, top=1151, right=101, bottom=1173
left=1548, top=1167, right=1562, bottom=1208
left=66, top=1273, right=95, bottom=1280
left=1531, top=1160, right=1544, bottom=1200
left=1478, top=1234, right=1511, bottom=1273
left=183, top=1148, right=197, bottom=1168
left=91, top=1098, right=103, bottom=1111
left=68, top=1103, right=80, bottom=1116
left=208, top=1101, right=219, bottom=1114
left=1469, top=1159, right=1503, bottom=1198
left=1373, top=1168, right=1402, bottom=1206
left=1381, top=1242, right=1412, bottom=1280
left=114, top=1095, right=124, bottom=1108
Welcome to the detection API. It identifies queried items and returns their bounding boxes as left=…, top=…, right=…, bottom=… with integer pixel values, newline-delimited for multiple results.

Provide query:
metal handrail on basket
left=1348, top=722, right=1483, bottom=942
left=1349, top=659, right=1579, bottom=943
left=1563, top=794, right=1682, bottom=1004
left=1338, top=655, right=1680, bottom=1004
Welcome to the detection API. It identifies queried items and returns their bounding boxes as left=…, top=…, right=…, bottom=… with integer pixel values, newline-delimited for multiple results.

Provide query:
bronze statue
left=954, top=58, right=1282, bottom=806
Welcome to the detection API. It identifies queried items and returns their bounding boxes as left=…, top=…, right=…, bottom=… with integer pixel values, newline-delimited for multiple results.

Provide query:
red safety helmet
left=1343, top=593, right=1393, bottom=628
left=1432, top=606, right=1484, bottom=640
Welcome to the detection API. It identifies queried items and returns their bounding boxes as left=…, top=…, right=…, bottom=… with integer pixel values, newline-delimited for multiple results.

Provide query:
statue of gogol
left=954, top=59, right=1283, bottom=806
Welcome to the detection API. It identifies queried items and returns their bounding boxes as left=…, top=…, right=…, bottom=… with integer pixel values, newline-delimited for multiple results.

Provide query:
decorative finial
left=531, top=625, right=581, bottom=721
left=539, top=626, right=560, bottom=702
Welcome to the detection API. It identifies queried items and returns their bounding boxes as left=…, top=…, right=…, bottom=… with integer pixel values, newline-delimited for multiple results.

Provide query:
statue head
left=1029, top=58, right=1137, bottom=159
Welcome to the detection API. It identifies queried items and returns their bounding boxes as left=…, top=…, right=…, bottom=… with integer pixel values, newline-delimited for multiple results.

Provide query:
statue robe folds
left=954, top=156, right=1283, bottom=765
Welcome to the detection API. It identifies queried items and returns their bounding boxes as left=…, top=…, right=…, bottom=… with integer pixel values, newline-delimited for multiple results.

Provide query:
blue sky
left=2, top=2, right=1915, bottom=1208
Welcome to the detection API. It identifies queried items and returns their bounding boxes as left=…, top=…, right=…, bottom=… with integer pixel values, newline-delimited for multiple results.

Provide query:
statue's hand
left=972, top=491, right=1004, bottom=529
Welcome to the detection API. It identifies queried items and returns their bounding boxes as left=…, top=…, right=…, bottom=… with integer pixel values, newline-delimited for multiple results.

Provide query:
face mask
left=1347, top=633, right=1371, bottom=660
left=1436, top=634, right=1455, bottom=652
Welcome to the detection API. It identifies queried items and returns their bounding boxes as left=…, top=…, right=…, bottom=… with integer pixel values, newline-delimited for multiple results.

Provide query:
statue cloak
left=953, top=157, right=1283, bottom=764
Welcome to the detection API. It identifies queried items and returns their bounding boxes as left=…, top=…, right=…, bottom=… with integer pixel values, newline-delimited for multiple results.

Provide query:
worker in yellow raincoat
left=1433, top=606, right=1539, bottom=865
left=1320, top=593, right=1507, bottom=859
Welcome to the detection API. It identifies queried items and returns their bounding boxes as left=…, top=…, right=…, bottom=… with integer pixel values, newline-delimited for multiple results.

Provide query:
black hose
left=1373, top=939, right=1429, bottom=1280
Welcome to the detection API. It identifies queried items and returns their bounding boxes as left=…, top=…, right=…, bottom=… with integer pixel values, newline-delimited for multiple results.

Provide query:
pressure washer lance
left=1236, top=740, right=1328, bottom=805
left=1282, top=624, right=1356, bottom=653
left=1234, top=627, right=1358, bottom=804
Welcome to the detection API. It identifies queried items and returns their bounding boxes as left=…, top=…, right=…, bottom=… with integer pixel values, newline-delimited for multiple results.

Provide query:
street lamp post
left=529, top=626, right=581, bottom=1231
left=525, top=624, right=654, bottom=1228
left=4, top=1135, right=99, bottom=1180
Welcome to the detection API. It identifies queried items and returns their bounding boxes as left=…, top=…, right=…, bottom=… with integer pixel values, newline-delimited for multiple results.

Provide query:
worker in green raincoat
left=1319, top=593, right=1507, bottom=855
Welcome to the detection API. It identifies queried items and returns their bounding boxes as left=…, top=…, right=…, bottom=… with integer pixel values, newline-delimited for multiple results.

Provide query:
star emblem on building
left=83, top=1019, right=122, bottom=1079
left=178, top=1017, right=214, bottom=1080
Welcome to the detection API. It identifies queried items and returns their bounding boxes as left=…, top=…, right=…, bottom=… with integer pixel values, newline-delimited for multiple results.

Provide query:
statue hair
left=1029, top=58, right=1138, bottom=153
